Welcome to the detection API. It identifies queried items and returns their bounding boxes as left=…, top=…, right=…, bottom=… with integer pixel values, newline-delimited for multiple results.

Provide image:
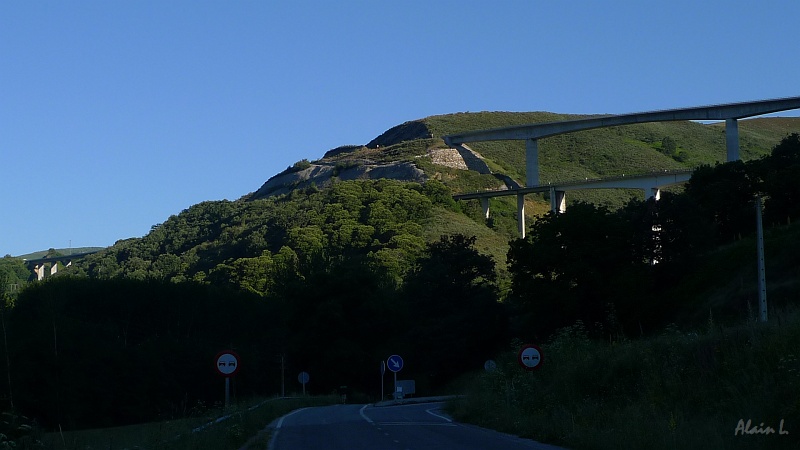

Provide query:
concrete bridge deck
left=444, top=96, right=800, bottom=237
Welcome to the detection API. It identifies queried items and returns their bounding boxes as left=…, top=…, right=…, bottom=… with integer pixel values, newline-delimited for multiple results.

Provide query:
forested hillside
left=2, top=111, right=800, bottom=434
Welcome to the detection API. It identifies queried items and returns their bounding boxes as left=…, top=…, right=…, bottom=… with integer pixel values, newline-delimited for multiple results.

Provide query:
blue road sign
left=298, top=371, right=310, bottom=384
left=517, top=344, right=543, bottom=371
left=387, top=355, right=404, bottom=373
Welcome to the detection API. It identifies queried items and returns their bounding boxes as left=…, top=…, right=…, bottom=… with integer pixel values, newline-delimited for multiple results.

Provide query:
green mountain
left=7, top=111, right=800, bottom=432
left=64, top=112, right=800, bottom=285
left=256, top=112, right=800, bottom=205
left=15, top=247, right=105, bottom=260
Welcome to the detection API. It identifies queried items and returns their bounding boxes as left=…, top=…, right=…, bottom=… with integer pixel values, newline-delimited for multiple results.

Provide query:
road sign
left=484, top=359, right=497, bottom=372
left=215, top=350, right=240, bottom=377
left=517, top=344, right=543, bottom=371
left=298, top=371, right=310, bottom=384
left=387, top=355, right=404, bottom=373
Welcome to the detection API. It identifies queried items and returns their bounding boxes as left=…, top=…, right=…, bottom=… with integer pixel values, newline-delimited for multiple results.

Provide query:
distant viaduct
left=24, top=251, right=99, bottom=281
left=443, top=96, right=800, bottom=237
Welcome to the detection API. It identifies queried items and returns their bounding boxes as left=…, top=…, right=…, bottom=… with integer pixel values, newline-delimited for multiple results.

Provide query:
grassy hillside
left=315, top=113, right=800, bottom=231
left=424, top=114, right=800, bottom=185
left=15, top=247, right=105, bottom=260
left=448, top=307, right=800, bottom=450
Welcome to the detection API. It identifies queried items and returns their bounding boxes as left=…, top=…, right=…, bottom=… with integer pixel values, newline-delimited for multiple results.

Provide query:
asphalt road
left=264, top=401, right=566, bottom=450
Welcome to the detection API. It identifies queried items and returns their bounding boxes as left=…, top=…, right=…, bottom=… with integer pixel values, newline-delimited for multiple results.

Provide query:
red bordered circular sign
left=215, top=350, right=241, bottom=377
left=517, top=344, right=543, bottom=371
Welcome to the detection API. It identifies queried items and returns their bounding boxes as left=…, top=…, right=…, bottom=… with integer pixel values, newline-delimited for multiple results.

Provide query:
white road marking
left=275, top=407, right=307, bottom=430
left=359, top=404, right=374, bottom=424
left=379, top=422, right=457, bottom=427
left=268, top=407, right=308, bottom=450
left=425, top=407, right=453, bottom=423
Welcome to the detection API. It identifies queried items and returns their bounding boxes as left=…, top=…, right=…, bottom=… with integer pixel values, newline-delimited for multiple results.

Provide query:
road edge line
left=267, top=407, right=308, bottom=450
left=359, top=404, right=374, bottom=424
left=425, top=407, right=453, bottom=423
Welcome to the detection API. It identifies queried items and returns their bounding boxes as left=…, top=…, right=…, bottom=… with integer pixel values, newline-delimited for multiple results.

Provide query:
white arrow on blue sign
left=387, top=355, right=404, bottom=373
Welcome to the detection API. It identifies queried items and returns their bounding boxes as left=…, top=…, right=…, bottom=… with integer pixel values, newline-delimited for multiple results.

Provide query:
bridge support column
left=35, top=265, right=45, bottom=281
left=526, top=138, right=539, bottom=186
left=726, top=118, right=740, bottom=161
left=517, top=194, right=526, bottom=239
left=648, top=188, right=661, bottom=201
left=480, top=198, right=490, bottom=220
left=549, top=188, right=566, bottom=213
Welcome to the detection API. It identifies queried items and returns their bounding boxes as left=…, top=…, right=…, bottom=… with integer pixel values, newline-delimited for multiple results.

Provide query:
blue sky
left=2, top=0, right=799, bottom=257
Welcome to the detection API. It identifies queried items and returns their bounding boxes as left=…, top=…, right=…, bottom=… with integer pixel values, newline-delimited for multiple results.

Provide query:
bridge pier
left=517, top=194, right=526, bottom=238
left=480, top=197, right=490, bottom=220
left=526, top=138, right=539, bottom=186
left=549, top=188, right=566, bottom=213
left=726, top=118, right=740, bottom=161
left=649, top=188, right=661, bottom=201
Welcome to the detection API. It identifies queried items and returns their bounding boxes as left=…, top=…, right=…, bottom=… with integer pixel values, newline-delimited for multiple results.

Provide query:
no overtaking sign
left=517, top=344, right=543, bottom=371
left=215, top=350, right=240, bottom=377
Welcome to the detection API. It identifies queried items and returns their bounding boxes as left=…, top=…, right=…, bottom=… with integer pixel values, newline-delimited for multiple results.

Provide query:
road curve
left=263, top=402, right=567, bottom=450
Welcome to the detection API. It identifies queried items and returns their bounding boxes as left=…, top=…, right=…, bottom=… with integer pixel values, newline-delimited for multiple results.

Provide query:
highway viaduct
left=24, top=250, right=99, bottom=280
left=443, top=96, right=800, bottom=238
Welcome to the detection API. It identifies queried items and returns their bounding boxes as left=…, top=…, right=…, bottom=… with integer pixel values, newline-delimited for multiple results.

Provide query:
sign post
left=380, top=361, right=386, bottom=401
left=386, top=355, right=404, bottom=399
left=215, top=350, right=240, bottom=409
left=298, top=371, right=310, bottom=395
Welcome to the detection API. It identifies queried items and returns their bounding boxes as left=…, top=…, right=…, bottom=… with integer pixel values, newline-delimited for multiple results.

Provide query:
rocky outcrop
left=249, top=120, right=506, bottom=200
left=250, top=142, right=505, bottom=199
left=366, top=120, right=431, bottom=148
left=251, top=160, right=426, bottom=199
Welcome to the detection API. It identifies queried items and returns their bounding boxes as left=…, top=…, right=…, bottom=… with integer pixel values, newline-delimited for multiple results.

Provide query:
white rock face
left=251, top=143, right=495, bottom=199
left=252, top=161, right=426, bottom=198
left=428, top=148, right=469, bottom=170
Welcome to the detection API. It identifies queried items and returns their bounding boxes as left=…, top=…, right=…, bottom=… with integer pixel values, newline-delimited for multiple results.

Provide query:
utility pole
left=280, top=354, right=286, bottom=397
left=755, top=196, right=768, bottom=322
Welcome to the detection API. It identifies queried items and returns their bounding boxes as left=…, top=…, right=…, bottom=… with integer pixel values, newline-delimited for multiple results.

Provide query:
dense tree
left=275, top=254, right=404, bottom=394
left=402, top=235, right=506, bottom=387
left=0, top=257, right=29, bottom=293
left=507, top=203, right=639, bottom=337
left=758, top=133, right=800, bottom=226
left=5, top=278, right=281, bottom=429
left=684, top=161, right=759, bottom=243
left=71, top=179, right=435, bottom=285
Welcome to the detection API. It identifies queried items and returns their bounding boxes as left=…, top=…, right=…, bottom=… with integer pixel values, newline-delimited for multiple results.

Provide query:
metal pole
left=380, top=361, right=385, bottom=401
left=393, top=372, right=397, bottom=399
left=281, top=354, right=285, bottom=397
left=756, top=196, right=768, bottom=322
left=224, top=377, right=230, bottom=409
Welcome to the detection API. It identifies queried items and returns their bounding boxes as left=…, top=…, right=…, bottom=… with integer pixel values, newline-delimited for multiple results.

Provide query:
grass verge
left=21, top=395, right=337, bottom=450
left=446, top=311, right=800, bottom=450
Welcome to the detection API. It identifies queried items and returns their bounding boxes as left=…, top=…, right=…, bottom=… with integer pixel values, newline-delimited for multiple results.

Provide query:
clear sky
left=2, top=0, right=799, bottom=257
